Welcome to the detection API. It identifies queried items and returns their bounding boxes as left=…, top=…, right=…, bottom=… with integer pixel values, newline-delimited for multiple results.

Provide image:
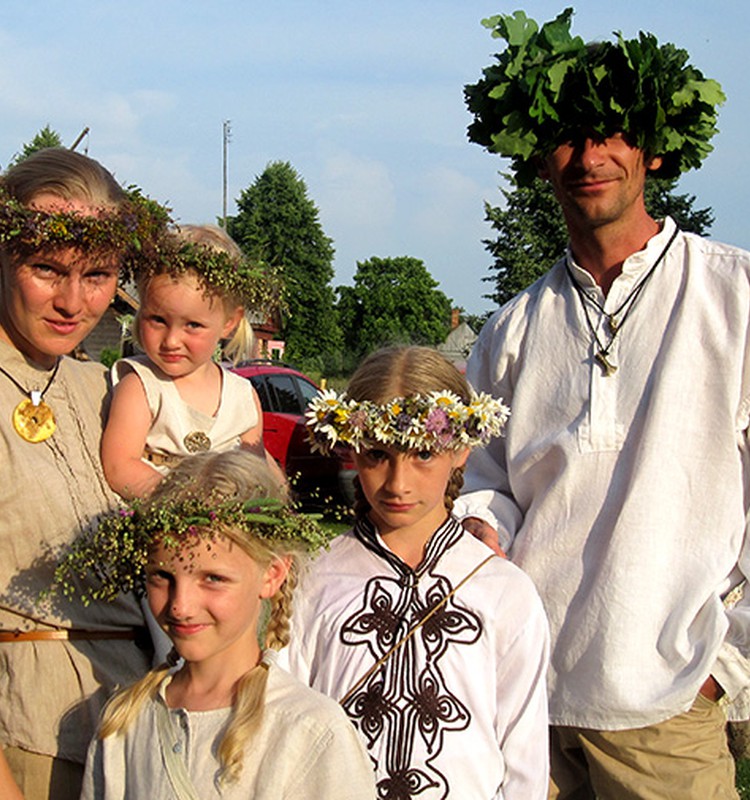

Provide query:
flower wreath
left=306, top=388, right=510, bottom=454
left=52, top=495, right=334, bottom=605
left=464, top=8, right=726, bottom=185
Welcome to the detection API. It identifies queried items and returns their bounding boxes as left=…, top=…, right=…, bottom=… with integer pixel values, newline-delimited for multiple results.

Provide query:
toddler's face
left=138, top=272, right=240, bottom=379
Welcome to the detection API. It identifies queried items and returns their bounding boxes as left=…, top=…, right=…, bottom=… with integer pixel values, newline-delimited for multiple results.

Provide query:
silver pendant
left=595, top=351, right=617, bottom=376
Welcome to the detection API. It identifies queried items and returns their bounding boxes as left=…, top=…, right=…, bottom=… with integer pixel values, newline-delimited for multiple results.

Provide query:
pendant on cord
left=595, top=351, right=618, bottom=377
left=12, top=390, right=56, bottom=443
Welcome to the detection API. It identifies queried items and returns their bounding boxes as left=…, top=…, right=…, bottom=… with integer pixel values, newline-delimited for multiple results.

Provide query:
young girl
left=290, top=345, right=550, bottom=799
left=102, top=224, right=278, bottom=499
left=71, top=449, right=376, bottom=799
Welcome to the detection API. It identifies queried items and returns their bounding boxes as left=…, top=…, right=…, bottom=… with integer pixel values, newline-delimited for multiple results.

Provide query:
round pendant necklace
left=0, top=358, right=61, bottom=442
left=566, top=226, right=679, bottom=376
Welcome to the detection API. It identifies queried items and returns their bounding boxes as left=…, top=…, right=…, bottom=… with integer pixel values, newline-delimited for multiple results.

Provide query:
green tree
left=10, top=124, right=63, bottom=166
left=227, top=161, right=341, bottom=367
left=337, top=256, right=452, bottom=360
left=483, top=176, right=714, bottom=307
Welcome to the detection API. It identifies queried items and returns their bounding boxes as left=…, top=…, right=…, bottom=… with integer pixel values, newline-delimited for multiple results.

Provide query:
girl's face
left=138, top=272, right=242, bottom=379
left=146, top=534, right=287, bottom=670
left=353, top=444, right=469, bottom=540
left=0, top=194, right=119, bottom=368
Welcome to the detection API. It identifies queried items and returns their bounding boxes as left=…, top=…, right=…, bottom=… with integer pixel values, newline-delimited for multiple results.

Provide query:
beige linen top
left=81, top=661, right=377, bottom=799
left=0, top=340, right=149, bottom=762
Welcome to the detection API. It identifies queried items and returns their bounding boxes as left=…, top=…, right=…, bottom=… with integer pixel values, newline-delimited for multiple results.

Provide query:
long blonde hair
left=98, top=451, right=304, bottom=785
left=134, top=224, right=255, bottom=365
left=347, top=345, right=471, bottom=516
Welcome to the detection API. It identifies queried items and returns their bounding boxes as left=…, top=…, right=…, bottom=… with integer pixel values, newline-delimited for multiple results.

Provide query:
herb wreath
left=142, top=237, right=285, bottom=317
left=0, top=185, right=172, bottom=285
left=52, top=495, right=334, bottom=605
left=464, top=8, right=726, bottom=185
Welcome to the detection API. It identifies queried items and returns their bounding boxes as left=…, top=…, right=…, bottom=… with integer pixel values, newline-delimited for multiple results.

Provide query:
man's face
left=539, top=133, right=662, bottom=232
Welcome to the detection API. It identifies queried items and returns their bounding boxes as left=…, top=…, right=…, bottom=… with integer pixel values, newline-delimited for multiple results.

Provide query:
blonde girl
left=288, top=345, right=551, bottom=800
left=74, top=450, right=375, bottom=799
left=102, top=224, right=279, bottom=499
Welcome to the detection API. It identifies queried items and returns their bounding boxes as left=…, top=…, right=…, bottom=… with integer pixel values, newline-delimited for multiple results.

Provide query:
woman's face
left=0, top=193, right=119, bottom=367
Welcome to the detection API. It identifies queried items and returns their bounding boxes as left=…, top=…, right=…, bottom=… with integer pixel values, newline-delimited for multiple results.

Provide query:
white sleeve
left=494, top=572, right=550, bottom=800
left=454, top=320, right=524, bottom=552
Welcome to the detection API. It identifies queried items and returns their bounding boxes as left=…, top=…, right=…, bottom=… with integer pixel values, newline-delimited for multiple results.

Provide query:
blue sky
left=1, top=1, right=746, bottom=315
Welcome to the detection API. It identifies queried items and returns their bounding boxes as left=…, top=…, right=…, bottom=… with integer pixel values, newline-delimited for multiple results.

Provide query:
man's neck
left=568, top=213, right=661, bottom=296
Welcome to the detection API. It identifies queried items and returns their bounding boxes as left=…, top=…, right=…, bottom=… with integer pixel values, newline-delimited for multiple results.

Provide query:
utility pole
left=69, top=127, right=90, bottom=152
left=222, top=120, right=232, bottom=228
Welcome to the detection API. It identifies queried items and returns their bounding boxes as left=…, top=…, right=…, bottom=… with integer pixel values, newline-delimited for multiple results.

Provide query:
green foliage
left=10, top=125, right=63, bottom=166
left=483, top=175, right=713, bottom=306
left=465, top=9, right=725, bottom=185
left=737, top=758, right=750, bottom=798
left=99, top=347, right=121, bottom=369
left=227, top=161, right=341, bottom=363
left=337, top=256, right=452, bottom=360
left=462, top=312, right=492, bottom=335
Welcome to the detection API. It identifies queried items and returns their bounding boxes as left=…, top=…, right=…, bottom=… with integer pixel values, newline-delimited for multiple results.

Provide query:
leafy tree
left=227, top=161, right=341, bottom=367
left=10, top=124, right=63, bottom=166
left=483, top=176, right=714, bottom=307
left=337, top=256, right=452, bottom=360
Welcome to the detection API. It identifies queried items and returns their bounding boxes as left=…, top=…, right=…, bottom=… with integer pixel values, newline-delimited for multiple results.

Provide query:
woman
left=0, top=148, right=163, bottom=799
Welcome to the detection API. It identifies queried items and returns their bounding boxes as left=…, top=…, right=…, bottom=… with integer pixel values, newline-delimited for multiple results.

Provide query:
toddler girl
left=289, top=345, right=550, bottom=799
left=102, top=224, right=278, bottom=499
left=71, top=449, right=376, bottom=799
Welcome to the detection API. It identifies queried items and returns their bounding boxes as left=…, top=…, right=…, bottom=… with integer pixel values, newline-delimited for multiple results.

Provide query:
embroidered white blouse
left=455, top=218, right=750, bottom=728
left=286, top=517, right=550, bottom=800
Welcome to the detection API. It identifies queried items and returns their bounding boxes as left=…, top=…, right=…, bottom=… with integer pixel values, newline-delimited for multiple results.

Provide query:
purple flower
left=395, top=412, right=412, bottom=432
left=425, top=408, right=449, bottom=433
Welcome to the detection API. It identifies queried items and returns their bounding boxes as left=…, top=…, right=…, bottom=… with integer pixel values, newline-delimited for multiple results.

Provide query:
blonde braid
left=216, top=663, right=270, bottom=785
left=264, top=558, right=299, bottom=651
left=98, top=663, right=172, bottom=739
left=444, top=465, right=465, bottom=512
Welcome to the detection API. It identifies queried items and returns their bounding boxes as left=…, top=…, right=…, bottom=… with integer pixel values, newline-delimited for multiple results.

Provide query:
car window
left=248, top=376, right=272, bottom=412
left=297, top=377, right=320, bottom=405
left=266, top=374, right=302, bottom=414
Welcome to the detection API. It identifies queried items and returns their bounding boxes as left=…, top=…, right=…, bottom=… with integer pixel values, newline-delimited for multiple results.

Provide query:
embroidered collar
left=353, top=515, right=464, bottom=579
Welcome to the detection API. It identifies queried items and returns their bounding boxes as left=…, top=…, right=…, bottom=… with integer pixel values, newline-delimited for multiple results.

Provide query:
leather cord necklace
left=565, top=226, right=679, bottom=376
left=0, top=357, right=61, bottom=442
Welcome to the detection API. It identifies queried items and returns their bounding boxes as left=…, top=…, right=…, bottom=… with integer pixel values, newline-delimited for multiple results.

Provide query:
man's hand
left=699, top=675, right=725, bottom=702
left=462, top=517, right=506, bottom=558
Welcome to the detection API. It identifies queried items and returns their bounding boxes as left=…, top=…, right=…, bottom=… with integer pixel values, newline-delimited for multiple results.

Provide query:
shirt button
left=172, top=742, right=183, bottom=754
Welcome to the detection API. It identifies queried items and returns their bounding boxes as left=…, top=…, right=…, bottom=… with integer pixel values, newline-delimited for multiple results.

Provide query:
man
left=457, top=9, right=750, bottom=799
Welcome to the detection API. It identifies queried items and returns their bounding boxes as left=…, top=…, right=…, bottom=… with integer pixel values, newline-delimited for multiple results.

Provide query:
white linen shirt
left=81, top=661, right=376, bottom=800
left=455, top=218, right=750, bottom=729
left=286, top=517, right=550, bottom=800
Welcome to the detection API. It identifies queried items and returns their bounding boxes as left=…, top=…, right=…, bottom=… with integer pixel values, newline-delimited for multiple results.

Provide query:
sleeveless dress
left=112, top=355, right=258, bottom=474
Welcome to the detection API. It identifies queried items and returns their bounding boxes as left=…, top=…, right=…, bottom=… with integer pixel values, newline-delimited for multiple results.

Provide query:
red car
left=231, top=361, right=356, bottom=505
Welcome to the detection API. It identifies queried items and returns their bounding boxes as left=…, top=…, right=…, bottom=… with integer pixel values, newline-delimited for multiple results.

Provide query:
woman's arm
left=0, top=749, right=24, bottom=800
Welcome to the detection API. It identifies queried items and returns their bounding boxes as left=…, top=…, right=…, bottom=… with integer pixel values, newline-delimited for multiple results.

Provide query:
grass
left=738, top=759, right=750, bottom=798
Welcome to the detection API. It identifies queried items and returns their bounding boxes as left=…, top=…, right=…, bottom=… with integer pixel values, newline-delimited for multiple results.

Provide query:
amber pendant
left=12, top=396, right=56, bottom=442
